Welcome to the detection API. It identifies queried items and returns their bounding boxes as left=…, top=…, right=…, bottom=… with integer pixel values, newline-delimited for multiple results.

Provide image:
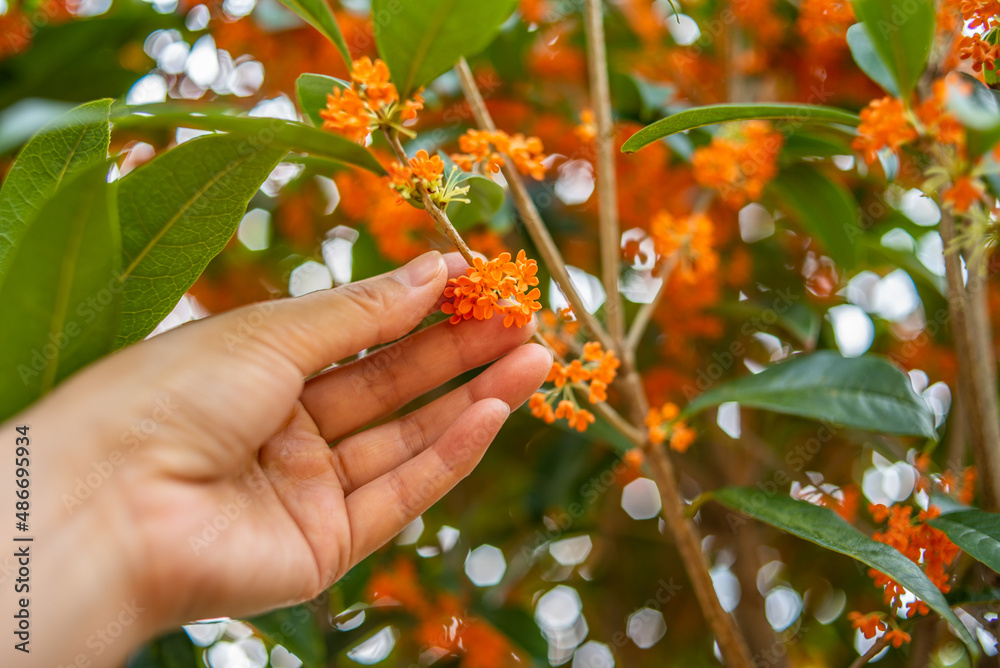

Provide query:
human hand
left=11, top=251, right=550, bottom=668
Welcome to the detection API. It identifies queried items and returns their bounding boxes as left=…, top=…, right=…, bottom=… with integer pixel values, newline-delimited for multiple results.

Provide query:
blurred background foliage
left=3, top=0, right=1000, bottom=665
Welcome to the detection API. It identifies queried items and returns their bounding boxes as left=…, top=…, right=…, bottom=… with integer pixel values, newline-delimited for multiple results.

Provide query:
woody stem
left=849, top=635, right=892, bottom=668
left=382, top=128, right=477, bottom=267
left=458, top=54, right=755, bottom=668
left=583, top=0, right=625, bottom=345
left=455, top=58, right=616, bottom=354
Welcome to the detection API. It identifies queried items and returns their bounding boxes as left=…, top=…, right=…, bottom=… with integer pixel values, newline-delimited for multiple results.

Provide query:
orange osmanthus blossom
left=451, top=128, right=549, bottom=180
left=530, top=342, right=620, bottom=432
left=441, top=251, right=542, bottom=328
left=649, top=211, right=718, bottom=283
left=691, top=121, right=784, bottom=207
left=320, top=57, right=424, bottom=143
left=942, top=175, right=986, bottom=212
left=852, top=97, right=919, bottom=164
left=386, top=149, right=471, bottom=207
left=848, top=611, right=887, bottom=640
left=645, top=402, right=696, bottom=453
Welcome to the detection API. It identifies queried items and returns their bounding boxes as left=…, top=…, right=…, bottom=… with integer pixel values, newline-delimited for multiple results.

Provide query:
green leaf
left=296, top=73, right=350, bottom=128
left=274, top=0, right=351, bottom=68
left=247, top=605, right=326, bottom=668
left=930, top=510, right=1000, bottom=574
left=372, top=0, right=519, bottom=97
left=946, top=72, right=1000, bottom=159
left=850, top=0, right=936, bottom=96
left=115, top=133, right=286, bottom=346
left=0, top=99, right=111, bottom=286
left=112, top=105, right=385, bottom=176
left=712, top=487, right=977, bottom=654
left=0, top=162, right=120, bottom=421
left=447, top=173, right=505, bottom=230
left=686, top=351, right=938, bottom=439
left=620, top=104, right=860, bottom=153
left=128, top=630, right=200, bottom=668
left=846, top=23, right=900, bottom=96
left=767, top=166, right=858, bottom=268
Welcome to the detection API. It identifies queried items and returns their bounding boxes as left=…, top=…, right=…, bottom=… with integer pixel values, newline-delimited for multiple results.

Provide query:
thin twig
left=382, top=128, right=476, bottom=266
left=455, top=58, right=616, bottom=354
left=583, top=0, right=625, bottom=345
left=848, top=636, right=891, bottom=668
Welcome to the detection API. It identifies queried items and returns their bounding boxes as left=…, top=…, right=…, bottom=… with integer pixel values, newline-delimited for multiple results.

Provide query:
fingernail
left=395, top=251, right=443, bottom=286
left=499, top=400, right=511, bottom=418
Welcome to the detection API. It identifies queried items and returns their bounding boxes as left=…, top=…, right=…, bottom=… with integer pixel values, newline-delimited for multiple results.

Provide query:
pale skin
left=2, top=250, right=551, bottom=668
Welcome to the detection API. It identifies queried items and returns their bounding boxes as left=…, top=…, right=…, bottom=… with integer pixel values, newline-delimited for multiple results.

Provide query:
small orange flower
left=409, top=149, right=444, bottom=183
left=646, top=403, right=695, bottom=452
left=848, top=611, right=886, bottom=640
left=884, top=628, right=911, bottom=648
left=452, top=129, right=549, bottom=180
left=568, top=408, right=595, bottom=432
left=588, top=380, right=608, bottom=404
left=319, top=87, right=370, bottom=143
left=319, top=57, right=423, bottom=143
left=575, top=108, right=596, bottom=143
left=441, top=251, right=542, bottom=328
left=530, top=392, right=556, bottom=424
left=554, top=400, right=576, bottom=421
left=942, top=175, right=985, bottom=213
left=852, top=97, right=918, bottom=165
left=691, top=121, right=783, bottom=207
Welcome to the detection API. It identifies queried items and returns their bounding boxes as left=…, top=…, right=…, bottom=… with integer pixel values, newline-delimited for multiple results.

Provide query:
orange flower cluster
left=319, top=57, right=424, bottom=143
left=956, top=1, right=1000, bottom=71
left=530, top=342, right=620, bottom=432
left=366, top=559, right=517, bottom=667
left=943, top=175, right=986, bottom=212
left=649, top=211, right=718, bottom=283
left=441, top=251, right=542, bottom=328
left=734, top=0, right=786, bottom=47
left=645, top=402, right=696, bottom=453
left=386, top=149, right=472, bottom=207
left=796, top=0, right=855, bottom=56
left=867, top=504, right=960, bottom=614
left=848, top=611, right=886, bottom=640
left=452, top=129, right=549, bottom=180
left=852, top=97, right=919, bottom=165
left=691, top=121, right=784, bottom=207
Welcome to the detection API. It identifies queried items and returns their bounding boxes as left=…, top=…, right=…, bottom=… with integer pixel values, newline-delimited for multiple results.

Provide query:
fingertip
left=394, top=250, right=445, bottom=287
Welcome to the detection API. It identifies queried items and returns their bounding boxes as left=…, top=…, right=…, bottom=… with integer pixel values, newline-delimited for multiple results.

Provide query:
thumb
left=223, top=250, right=448, bottom=376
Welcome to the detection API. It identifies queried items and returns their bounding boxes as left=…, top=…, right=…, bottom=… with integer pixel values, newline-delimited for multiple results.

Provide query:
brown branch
left=939, top=210, right=1000, bottom=512
left=455, top=58, right=616, bottom=354
left=848, top=635, right=891, bottom=668
left=382, top=129, right=476, bottom=266
left=583, top=0, right=625, bottom=344
left=456, top=56, right=753, bottom=668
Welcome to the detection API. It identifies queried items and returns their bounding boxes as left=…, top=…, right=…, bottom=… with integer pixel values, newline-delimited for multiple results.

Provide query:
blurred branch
left=849, top=636, right=892, bottom=668
left=583, top=0, right=625, bottom=345
left=455, top=58, right=616, bottom=354
left=939, top=210, right=1000, bottom=511
left=383, top=129, right=476, bottom=266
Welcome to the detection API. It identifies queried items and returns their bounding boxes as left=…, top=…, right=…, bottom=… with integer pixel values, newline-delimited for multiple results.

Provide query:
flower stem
left=848, top=635, right=891, bottom=668
left=382, top=128, right=477, bottom=267
left=583, top=0, right=625, bottom=345
left=455, top=58, right=616, bottom=354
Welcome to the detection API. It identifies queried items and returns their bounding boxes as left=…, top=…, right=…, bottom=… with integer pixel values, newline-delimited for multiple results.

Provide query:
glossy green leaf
left=0, top=163, right=119, bottom=421
left=275, top=0, right=351, bottom=67
left=247, top=605, right=326, bottom=668
left=0, top=98, right=111, bottom=285
left=296, top=72, right=350, bottom=128
left=850, top=0, right=935, bottom=96
left=686, top=351, right=938, bottom=439
left=846, top=23, right=900, bottom=96
left=930, top=510, right=1000, bottom=574
left=115, top=133, right=286, bottom=346
left=448, top=173, right=505, bottom=230
left=712, top=487, right=977, bottom=653
left=768, top=166, right=858, bottom=268
left=112, top=105, right=385, bottom=175
left=946, top=72, right=1000, bottom=158
left=620, top=104, right=859, bottom=153
left=372, top=0, right=519, bottom=97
